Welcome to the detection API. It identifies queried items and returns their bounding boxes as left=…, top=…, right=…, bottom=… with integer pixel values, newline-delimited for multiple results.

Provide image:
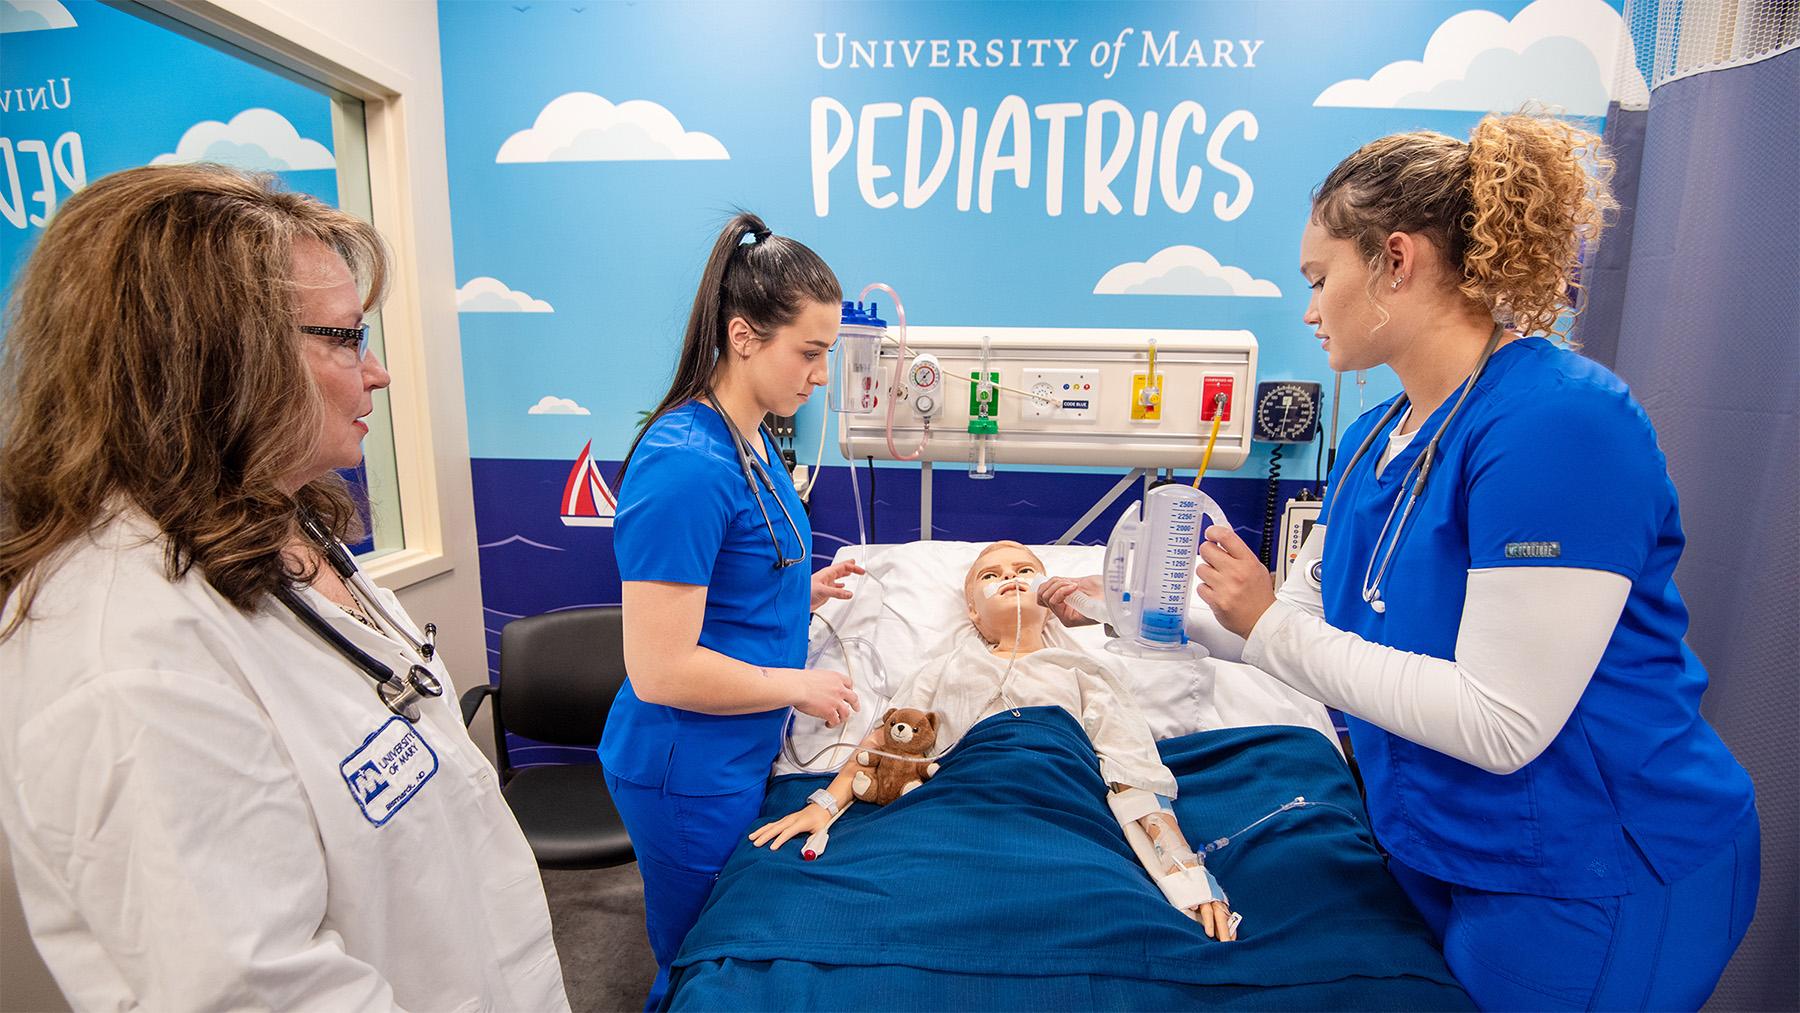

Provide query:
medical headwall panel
left=841, top=327, right=1256, bottom=470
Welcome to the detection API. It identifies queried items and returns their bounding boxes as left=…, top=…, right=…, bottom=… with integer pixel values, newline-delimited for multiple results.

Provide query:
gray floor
left=543, top=864, right=657, bottom=1013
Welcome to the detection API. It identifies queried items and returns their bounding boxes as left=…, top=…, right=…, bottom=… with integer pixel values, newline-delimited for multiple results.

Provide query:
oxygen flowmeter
left=968, top=335, right=999, bottom=480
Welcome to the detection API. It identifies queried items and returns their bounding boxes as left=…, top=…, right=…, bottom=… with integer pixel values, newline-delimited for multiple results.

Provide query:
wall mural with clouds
left=437, top=1, right=1642, bottom=749
left=0, top=1, right=342, bottom=280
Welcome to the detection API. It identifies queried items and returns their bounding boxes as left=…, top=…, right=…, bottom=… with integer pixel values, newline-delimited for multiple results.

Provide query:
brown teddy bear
left=850, top=708, right=941, bottom=805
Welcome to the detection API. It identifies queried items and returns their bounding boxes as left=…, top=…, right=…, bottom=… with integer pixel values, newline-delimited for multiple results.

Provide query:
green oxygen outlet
left=968, top=370, right=999, bottom=434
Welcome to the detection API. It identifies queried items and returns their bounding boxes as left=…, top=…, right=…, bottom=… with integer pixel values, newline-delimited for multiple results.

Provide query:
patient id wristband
left=807, top=789, right=841, bottom=817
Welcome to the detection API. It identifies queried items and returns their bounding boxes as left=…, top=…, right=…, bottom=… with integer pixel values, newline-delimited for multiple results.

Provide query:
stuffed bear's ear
left=881, top=707, right=897, bottom=726
left=925, top=712, right=938, bottom=731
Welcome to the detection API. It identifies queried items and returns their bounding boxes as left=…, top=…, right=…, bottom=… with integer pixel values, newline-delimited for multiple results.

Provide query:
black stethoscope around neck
left=274, top=511, right=443, bottom=721
left=1321, top=324, right=1505, bottom=615
left=705, top=394, right=808, bottom=570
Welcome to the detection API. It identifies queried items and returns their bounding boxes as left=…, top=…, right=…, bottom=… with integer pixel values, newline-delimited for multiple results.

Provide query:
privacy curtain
left=1573, top=3, right=1798, bottom=1008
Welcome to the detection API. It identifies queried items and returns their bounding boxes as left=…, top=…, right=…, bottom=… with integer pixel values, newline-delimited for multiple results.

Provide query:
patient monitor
left=1275, top=496, right=1322, bottom=587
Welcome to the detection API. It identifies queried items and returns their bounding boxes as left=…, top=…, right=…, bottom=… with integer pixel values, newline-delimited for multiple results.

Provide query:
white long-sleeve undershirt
left=1186, top=521, right=1630, bottom=775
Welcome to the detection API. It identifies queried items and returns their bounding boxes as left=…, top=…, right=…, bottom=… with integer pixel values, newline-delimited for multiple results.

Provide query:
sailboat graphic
left=559, top=440, right=617, bottom=527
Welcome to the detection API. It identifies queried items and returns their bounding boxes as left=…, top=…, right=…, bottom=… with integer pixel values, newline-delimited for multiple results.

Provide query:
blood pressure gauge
left=1252, top=381, right=1322, bottom=444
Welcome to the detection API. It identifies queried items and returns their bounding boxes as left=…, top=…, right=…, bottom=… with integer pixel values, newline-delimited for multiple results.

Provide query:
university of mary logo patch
left=340, top=717, right=438, bottom=826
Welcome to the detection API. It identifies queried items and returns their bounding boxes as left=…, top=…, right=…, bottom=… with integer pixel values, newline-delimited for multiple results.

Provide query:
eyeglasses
left=300, top=323, right=371, bottom=362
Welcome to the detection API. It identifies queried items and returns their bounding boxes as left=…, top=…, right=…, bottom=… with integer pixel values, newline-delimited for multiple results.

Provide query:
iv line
left=1200, top=796, right=1361, bottom=854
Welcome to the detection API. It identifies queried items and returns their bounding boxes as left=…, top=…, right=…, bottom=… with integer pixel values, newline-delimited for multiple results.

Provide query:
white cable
left=880, top=335, right=1041, bottom=403
left=794, top=404, right=831, bottom=499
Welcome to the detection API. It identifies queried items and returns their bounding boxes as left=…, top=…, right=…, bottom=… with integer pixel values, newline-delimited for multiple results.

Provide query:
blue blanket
left=666, top=707, right=1470, bottom=1010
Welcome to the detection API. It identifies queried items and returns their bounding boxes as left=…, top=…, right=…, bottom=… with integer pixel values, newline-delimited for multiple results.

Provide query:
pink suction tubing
left=864, top=282, right=925, bottom=462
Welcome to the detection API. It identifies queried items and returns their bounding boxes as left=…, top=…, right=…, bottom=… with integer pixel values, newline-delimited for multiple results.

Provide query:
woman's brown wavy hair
left=1312, top=111, right=1617, bottom=341
left=0, top=164, right=388, bottom=641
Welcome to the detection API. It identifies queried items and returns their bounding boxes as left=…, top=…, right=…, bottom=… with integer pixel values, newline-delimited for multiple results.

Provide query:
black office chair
left=460, top=606, right=634, bottom=869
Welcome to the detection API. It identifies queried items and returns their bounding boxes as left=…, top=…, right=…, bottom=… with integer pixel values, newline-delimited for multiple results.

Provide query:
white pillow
left=774, top=541, right=1337, bottom=778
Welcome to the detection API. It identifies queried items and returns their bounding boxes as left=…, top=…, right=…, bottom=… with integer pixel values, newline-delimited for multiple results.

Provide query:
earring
left=1391, top=275, right=1405, bottom=290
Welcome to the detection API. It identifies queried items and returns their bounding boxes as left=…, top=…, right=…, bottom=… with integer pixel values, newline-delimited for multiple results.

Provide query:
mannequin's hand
left=812, top=559, right=865, bottom=610
left=1195, top=900, right=1236, bottom=941
left=1194, top=524, right=1276, bottom=638
left=748, top=803, right=832, bottom=851
left=1038, top=575, right=1102, bottom=627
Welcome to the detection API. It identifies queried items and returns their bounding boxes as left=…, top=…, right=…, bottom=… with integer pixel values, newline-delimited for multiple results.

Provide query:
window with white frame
left=0, top=0, right=403, bottom=558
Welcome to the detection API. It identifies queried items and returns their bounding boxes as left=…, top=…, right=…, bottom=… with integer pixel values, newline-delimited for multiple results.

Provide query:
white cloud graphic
left=151, top=108, right=334, bottom=171
left=0, top=1, right=76, bottom=33
left=528, top=396, right=590, bottom=416
left=1313, top=0, right=1648, bottom=116
left=496, top=92, right=729, bottom=163
left=456, top=276, right=554, bottom=313
left=1094, top=246, right=1282, bottom=298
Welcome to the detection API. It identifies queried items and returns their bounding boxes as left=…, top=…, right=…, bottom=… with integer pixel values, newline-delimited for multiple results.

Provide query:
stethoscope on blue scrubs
left=709, top=394, right=808, bottom=570
left=274, top=511, right=444, bottom=720
left=1321, top=324, right=1504, bottom=614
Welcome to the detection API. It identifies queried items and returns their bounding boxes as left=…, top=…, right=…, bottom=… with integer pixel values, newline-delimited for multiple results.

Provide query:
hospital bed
left=661, top=541, right=1472, bottom=1010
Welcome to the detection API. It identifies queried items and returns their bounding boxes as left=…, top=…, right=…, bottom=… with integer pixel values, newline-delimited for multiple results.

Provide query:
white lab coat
left=0, top=508, right=569, bottom=1012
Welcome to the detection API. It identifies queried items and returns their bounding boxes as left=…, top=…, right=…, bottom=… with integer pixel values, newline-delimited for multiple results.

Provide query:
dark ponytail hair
left=617, top=210, right=841, bottom=484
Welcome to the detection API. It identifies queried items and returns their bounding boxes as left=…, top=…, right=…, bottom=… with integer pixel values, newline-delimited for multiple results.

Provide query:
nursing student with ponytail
left=602, top=213, right=862, bottom=1009
left=1059, top=114, right=1761, bottom=1009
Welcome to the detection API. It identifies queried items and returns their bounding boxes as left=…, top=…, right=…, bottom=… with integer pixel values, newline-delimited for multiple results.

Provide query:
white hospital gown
left=887, top=626, right=1179, bottom=797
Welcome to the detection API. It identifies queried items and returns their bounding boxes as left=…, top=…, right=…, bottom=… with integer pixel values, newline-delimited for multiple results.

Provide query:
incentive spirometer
left=1058, top=484, right=1228, bottom=659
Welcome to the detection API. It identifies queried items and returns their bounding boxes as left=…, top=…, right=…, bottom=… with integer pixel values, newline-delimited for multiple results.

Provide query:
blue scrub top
left=599, top=401, right=813, bottom=796
left=1320, top=338, right=1753, bottom=897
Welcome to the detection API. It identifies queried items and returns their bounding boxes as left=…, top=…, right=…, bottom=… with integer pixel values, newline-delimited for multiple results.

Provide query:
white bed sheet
left=775, top=540, right=1339, bottom=779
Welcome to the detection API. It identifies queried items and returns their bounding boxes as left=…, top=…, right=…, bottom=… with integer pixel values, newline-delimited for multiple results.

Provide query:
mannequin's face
left=964, top=542, right=1049, bottom=644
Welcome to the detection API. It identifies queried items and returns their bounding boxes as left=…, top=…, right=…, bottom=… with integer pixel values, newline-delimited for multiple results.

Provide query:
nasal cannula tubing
left=785, top=581, right=949, bottom=772
left=786, top=569, right=1034, bottom=773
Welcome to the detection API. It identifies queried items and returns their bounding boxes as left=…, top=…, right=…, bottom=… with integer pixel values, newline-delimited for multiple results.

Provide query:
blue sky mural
left=440, top=0, right=1637, bottom=466
left=439, top=0, right=1644, bottom=707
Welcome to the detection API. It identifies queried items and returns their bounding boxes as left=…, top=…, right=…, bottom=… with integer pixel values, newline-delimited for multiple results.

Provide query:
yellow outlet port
left=1131, top=372, right=1163, bottom=421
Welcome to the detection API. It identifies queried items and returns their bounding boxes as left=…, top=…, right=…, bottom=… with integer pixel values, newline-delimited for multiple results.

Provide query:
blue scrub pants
left=1388, top=809, right=1760, bottom=1011
left=604, top=772, right=767, bottom=1012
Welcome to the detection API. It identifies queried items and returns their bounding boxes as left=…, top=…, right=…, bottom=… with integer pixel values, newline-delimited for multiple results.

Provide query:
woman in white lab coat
left=0, top=165, right=569, bottom=1012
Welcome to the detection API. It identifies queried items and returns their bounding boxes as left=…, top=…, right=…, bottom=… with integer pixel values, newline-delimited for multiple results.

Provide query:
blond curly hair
left=1312, top=112, right=1617, bottom=340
